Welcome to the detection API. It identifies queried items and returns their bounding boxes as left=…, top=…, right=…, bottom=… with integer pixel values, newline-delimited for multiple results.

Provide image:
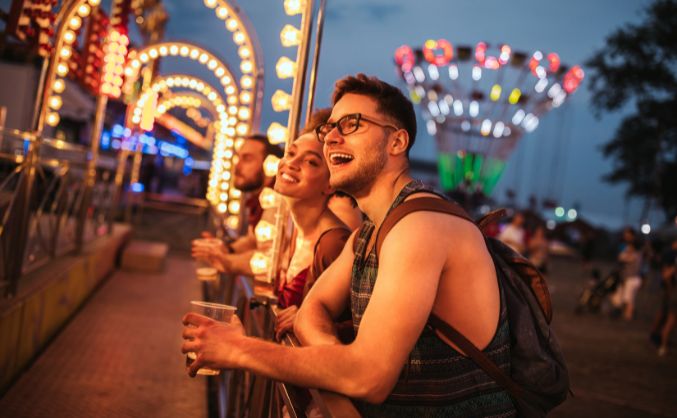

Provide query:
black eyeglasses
left=315, top=113, right=400, bottom=143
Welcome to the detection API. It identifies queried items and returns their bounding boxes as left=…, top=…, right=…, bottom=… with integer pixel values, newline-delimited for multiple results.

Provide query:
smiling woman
left=270, top=108, right=356, bottom=338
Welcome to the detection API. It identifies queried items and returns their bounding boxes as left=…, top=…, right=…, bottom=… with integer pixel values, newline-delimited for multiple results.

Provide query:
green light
left=555, top=207, right=565, bottom=217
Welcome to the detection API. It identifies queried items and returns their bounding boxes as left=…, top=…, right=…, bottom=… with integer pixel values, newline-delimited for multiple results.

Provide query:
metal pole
left=304, top=0, right=327, bottom=124
left=109, top=146, right=130, bottom=233
left=76, top=95, right=108, bottom=252
left=3, top=138, right=39, bottom=297
left=30, top=57, right=50, bottom=132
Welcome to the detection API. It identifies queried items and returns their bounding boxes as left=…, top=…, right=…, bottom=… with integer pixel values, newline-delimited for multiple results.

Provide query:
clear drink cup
left=186, top=301, right=237, bottom=376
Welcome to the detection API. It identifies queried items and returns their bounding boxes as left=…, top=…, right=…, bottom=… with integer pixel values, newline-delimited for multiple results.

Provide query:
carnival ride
left=394, top=40, right=584, bottom=196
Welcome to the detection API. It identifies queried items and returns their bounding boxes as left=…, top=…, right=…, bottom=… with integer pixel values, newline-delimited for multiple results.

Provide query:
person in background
left=612, top=227, right=643, bottom=320
left=498, top=211, right=526, bottom=254
left=528, top=224, right=550, bottom=274
left=272, top=109, right=352, bottom=339
left=192, top=134, right=283, bottom=275
left=652, top=239, right=677, bottom=356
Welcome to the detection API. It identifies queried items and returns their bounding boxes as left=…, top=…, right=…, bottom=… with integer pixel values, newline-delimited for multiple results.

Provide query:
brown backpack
left=374, top=197, right=570, bottom=418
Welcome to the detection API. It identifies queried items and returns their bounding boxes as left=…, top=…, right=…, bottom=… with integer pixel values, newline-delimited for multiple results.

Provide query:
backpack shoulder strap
left=374, top=197, right=472, bottom=257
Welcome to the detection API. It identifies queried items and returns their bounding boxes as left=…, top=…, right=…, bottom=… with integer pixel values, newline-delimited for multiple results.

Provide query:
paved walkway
left=0, top=255, right=207, bottom=418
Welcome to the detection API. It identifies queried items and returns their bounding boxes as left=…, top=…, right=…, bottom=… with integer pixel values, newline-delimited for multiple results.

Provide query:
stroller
left=575, top=268, right=622, bottom=314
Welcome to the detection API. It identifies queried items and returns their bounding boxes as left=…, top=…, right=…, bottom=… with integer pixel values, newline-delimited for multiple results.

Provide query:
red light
left=547, top=53, right=560, bottom=73
left=423, top=39, right=453, bottom=66
left=395, top=45, right=416, bottom=72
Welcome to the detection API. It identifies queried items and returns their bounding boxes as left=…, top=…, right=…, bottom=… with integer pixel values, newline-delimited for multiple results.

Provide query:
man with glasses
left=182, top=74, right=515, bottom=417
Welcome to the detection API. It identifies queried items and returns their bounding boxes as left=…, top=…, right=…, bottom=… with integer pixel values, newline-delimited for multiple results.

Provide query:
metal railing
left=0, top=128, right=125, bottom=297
left=205, top=274, right=360, bottom=418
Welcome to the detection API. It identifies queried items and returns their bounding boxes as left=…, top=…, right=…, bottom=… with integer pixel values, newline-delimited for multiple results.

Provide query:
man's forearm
left=231, top=235, right=256, bottom=253
left=295, top=302, right=342, bottom=346
left=236, top=336, right=379, bottom=401
left=229, top=249, right=255, bottom=276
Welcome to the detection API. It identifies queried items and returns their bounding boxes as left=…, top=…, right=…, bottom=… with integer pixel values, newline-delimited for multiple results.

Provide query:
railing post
left=76, top=95, right=108, bottom=252
left=2, top=136, right=39, bottom=297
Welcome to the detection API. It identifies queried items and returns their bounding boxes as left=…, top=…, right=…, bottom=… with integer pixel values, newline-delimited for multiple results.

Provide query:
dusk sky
left=152, top=0, right=655, bottom=229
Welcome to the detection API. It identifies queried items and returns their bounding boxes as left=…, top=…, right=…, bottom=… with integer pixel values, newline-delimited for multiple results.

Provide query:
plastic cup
left=192, top=238, right=222, bottom=269
left=186, top=301, right=237, bottom=376
left=196, top=267, right=218, bottom=281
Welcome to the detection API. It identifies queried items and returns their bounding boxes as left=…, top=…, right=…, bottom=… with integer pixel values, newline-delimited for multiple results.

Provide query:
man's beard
left=235, top=173, right=264, bottom=193
left=330, top=147, right=387, bottom=197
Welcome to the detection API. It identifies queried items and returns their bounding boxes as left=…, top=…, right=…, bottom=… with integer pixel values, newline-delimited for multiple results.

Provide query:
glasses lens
left=338, top=114, right=360, bottom=135
left=316, top=123, right=331, bottom=142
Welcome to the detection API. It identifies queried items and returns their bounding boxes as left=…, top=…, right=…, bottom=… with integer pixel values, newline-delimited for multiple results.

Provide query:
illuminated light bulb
left=139, top=52, right=149, bottom=63
left=88, top=0, right=101, bottom=6
left=169, top=45, right=179, bottom=55
left=271, top=90, right=292, bottom=112
left=216, top=6, right=228, bottom=19
left=229, top=189, right=241, bottom=199
left=241, top=75, right=253, bottom=89
left=77, top=3, right=91, bottom=17
left=235, top=138, right=245, bottom=150
left=179, top=46, right=189, bottom=56
left=215, top=67, right=225, bottom=77
left=240, top=60, right=253, bottom=74
left=263, top=154, right=280, bottom=177
left=480, top=119, right=492, bottom=136
left=48, top=96, right=63, bottom=110
left=238, top=46, right=251, bottom=59
left=199, top=53, right=209, bottom=64
left=226, top=215, right=239, bottom=230
left=284, top=0, right=305, bottom=16
left=508, top=88, right=522, bottom=105
left=63, top=30, right=76, bottom=44
left=236, top=123, right=248, bottom=136
left=226, top=18, right=238, bottom=32
left=227, top=105, right=238, bottom=115
left=238, top=107, right=251, bottom=120
left=259, top=187, right=280, bottom=209
left=220, top=76, right=231, bottom=86
left=227, top=96, right=237, bottom=105
left=56, top=62, right=69, bottom=77
left=46, top=112, right=60, bottom=126
left=220, top=182, right=230, bottom=190
left=130, top=59, right=141, bottom=68
left=69, top=16, right=82, bottom=30
left=275, top=56, right=296, bottom=79
left=148, top=48, right=158, bottom=59
left=208, top=59, right=218, bottom=70
left=53, top=79, right=65, bottom=93
left=490, top=84, right=502, bottom=102
left=232, top=31, right=246, bottom=45
left=204, top=0, right=217, bottom=8
left=280, top=24, right=302, bottom=47
left=190, top=48, right=200, bottom=59
left=255, top=220, right=275, bottom=242
left=219, top=192, right=228, bottom=201
left=228, top=201, right=241, bottom=214
left=221, top=171, right=231, bottom=181
left=249, top=251, right=270, bottom=275
left=267, top=122, right=288, bottom=145
left=240, top=91, right=252, bottom=104
left=159, top=46, right=168, bottom=56
left=208, top=92, right=217, bottom=101
left=472, top=66, right=482, bottom=81
left=217, top=203, right=228, bottom=213
left=225, top=85, right=236, bottom=95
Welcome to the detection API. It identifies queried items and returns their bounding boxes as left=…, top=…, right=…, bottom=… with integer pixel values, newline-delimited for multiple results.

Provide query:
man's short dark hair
left=245, top=133, right=284, bottom=158
left=331, top=73, right=417, bottom=156
left=300, top=108, right=332, bottom=136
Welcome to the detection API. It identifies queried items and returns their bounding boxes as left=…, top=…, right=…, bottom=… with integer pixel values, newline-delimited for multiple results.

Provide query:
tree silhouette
left=586, top=0, right=677, bottom=221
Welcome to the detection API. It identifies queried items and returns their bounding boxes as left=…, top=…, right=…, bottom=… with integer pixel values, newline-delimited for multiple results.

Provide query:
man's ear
left=390, top=129, right=410, bottom=156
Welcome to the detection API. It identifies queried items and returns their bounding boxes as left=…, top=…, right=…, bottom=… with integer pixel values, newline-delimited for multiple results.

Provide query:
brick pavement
left=0, top=255, right=207, bottom=418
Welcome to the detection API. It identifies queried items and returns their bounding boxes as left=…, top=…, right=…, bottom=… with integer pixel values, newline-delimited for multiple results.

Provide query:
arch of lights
left=394, top=40, right=584, bottom=194
left=38, top=0, right=104, bottom=130
left=156, top=92, right=217, bottom=124
left=201, top=0, right=264, bottom=128
left=131, top=74, right=241, bottom=220
left=122, top=41, right=250, bottom=137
